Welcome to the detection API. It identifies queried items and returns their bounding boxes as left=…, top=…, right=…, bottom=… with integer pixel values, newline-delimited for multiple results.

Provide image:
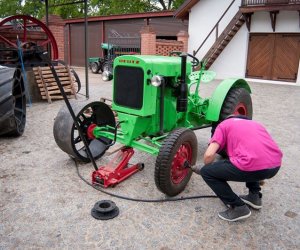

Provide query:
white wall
left=251, top=11, right=299, bottom=32
left=188, top=0, right=240, bottom=60
left=188, top=1, right=300, bottom=82
left=210, top=25, right=248, bottom=79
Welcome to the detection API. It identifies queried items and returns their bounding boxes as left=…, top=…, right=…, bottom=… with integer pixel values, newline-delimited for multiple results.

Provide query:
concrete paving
left=1, top=68, right=299, bottom=249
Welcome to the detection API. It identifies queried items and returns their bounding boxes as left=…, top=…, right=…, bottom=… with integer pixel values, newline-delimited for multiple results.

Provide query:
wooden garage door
left=70, top=22, right=103, bottom=66
left=246, top=33, right=300, bottom=82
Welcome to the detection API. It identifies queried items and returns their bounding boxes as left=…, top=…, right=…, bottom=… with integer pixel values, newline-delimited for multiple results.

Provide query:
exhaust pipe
left=176, top=53, right=188, bottom=112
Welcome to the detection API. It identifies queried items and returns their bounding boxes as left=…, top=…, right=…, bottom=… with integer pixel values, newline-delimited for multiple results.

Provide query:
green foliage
left=0, top=0, right=186, bottom=19
left=89, top=0, right=154, bottom=16
left=0, top=0, right=44, bottom=18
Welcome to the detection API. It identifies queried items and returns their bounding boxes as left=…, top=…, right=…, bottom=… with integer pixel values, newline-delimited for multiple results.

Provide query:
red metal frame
left=92, top=147, right=141, bottom=188
left=0, top=15, right=59, bottom=59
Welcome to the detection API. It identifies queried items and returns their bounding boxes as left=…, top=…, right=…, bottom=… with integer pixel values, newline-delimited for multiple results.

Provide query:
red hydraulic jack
left=92, top=147, right=144, bottom=187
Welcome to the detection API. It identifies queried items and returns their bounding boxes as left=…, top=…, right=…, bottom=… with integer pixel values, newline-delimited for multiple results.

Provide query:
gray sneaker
left=240, top=193, right=262, bottom=209
left=218, top=205, right=251, bottom=222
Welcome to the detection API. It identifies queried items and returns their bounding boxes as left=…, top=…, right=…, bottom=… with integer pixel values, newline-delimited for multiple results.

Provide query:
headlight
left=102, top=70, right=113, bottom=81
left=151, top=75, right=164, bottom=87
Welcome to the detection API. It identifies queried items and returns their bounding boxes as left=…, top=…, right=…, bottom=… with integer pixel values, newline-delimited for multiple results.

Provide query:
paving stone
left=0, top=69, right=299, bottom=248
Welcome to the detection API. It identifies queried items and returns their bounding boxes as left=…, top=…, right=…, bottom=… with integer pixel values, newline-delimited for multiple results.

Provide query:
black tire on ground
left=70, top=68, right=81, bottom=93
left=211, top=87, right=252, bottom=158
left=155, top=128, right=197, bottom=196
left=219, top=87, right=252, bottom=121
left=91, top=62, right=100, bottom=74
left=6, top=70, right=26, bottom=136
left=53, top=101, right=115, bottom=162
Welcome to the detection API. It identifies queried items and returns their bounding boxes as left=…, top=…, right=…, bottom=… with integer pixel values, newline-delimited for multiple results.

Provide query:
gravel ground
left=1, top=68, right=299, bottom=249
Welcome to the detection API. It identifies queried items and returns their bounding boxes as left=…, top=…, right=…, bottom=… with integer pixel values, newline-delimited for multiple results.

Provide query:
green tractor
left=88, top=43, right=117, bottom=74
left=54, top=53, right=252, bottom=196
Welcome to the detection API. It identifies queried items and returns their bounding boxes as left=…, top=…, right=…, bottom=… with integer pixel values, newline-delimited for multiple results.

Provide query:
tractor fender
left=205, top=78, right=251, bottom=122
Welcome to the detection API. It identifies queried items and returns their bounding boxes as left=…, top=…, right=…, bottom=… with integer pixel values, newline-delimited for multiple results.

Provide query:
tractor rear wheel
left=220, top=87, right=252, bottom=120
left=155, top=128, right=197, bottom=196
left=211, top=87, right=252, bottom=157
left=53, top=101, right=115, bottom=162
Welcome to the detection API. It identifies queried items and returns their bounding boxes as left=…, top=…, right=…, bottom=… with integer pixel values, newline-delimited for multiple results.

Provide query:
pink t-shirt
left=210, top=118, right=283, bottom=171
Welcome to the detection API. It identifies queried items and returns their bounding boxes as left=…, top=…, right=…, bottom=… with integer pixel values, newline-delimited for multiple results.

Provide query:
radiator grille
left=114, top=66, right=144, bottom=109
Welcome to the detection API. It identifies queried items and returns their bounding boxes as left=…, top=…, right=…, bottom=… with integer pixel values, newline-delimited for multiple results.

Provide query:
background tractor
left=88, top=43, right=117, bottom=74
left=88, top=43, right=140, bottom=75
left=54, top=53, right=252, bottom=196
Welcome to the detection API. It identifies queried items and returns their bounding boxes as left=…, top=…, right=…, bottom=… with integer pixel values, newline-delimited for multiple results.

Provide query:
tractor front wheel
left=91, top=62, right=100, bottom=74
left=155, top=128, right=197, bottom=196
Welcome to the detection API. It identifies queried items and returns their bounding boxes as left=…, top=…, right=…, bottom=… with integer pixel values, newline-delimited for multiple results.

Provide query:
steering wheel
left=169, top=51, right=200, bottom=67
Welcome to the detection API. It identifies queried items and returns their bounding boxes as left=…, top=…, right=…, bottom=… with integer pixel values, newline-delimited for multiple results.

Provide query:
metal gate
left=102, top=30, right=141, bottom=72
left=107, top=29, right=141, bottom=56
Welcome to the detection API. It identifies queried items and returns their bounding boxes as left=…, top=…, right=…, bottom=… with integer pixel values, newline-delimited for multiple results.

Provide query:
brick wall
left=156, top=39, right=184, bottom=56
left=140, top=25, right=156, bottom=55
left=42, top=15, right=65, bottom=61
left=48, top=24, right=64, bottom=61
left=140, top=25, right=188, bottom=56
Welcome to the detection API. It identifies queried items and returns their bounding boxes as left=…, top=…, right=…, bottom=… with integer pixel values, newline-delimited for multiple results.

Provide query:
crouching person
left=193, top=115, right=283, bottom=222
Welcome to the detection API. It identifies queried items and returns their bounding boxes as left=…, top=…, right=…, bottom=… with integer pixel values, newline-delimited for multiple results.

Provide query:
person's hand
left=204, top=142, right=220, bottom=164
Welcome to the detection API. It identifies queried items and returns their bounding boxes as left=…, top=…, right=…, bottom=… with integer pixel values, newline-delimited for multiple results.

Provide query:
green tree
left=153, top=0, right=185, bottom=10
left=0, top=0, right=44, bottom=18
left=0, top=0, right=186, bottom=19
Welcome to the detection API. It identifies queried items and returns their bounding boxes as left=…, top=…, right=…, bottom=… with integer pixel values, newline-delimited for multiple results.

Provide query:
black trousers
left=200, top=160, right=280, bottom=206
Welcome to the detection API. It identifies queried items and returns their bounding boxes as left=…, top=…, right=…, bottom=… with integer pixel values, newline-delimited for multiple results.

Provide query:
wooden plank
left=37, top=66, right=52, bottom=103
left=37, top=76, right=71, bottom=83
left=38, top=85, right=67, bottom=91
left=33, top=69, right=68, bottom=74
left=36, top=78, right=70, bottom=83
left=41, top=88, right=72, bottom=95
left=33, top=65, right=77, bottom=103
left=36, top=65, right=67, bottom=70
left=41, top=95, right=75, bottom=100
left=37, top=72, right=70, bottom=78
left=33, top=66, right=67, bottom=70
left=37, top=81, right=72, bottom=87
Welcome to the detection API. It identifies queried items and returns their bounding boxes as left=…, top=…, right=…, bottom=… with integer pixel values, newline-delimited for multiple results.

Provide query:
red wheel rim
left=171, top=143, right=192, bottom=184
left=87, top=124, right=97, bottom=139
left=234, top=103, right=247, bottom=116
left=0, top=15, right=58, bottom=59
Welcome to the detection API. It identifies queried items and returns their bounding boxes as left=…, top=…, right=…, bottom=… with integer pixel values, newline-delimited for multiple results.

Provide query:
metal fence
left=241, top=0, right=300, bottom=6
left=106, top=37, right=141, bottom=56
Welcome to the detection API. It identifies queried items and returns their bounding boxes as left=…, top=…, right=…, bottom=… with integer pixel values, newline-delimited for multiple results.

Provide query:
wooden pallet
left=33, top=65, right=77, bottom=103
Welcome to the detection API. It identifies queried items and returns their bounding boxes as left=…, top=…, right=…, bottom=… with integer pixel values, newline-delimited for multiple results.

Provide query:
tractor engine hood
left=114, top=55, right=192, bottom=77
